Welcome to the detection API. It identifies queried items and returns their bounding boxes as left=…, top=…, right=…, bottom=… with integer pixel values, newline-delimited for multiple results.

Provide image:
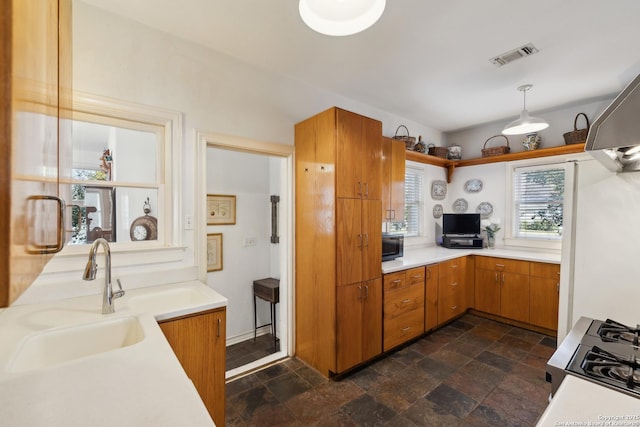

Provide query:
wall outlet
left=244, top=237, right=257, bottom=246
left=185, top=215, right=193, bottom=230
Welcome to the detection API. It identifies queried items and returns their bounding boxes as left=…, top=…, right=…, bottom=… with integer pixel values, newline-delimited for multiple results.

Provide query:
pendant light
left=502, top=84, right=549, bottom=135
left=299, top=0, right=386, bottom=37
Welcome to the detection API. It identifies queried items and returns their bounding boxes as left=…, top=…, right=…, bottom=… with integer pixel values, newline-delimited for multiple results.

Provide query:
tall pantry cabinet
left=1, top=0, right=72, bottom=306
left=295, top=107, right=383, bottom=377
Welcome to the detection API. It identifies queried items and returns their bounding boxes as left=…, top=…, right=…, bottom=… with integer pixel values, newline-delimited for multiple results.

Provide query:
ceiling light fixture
left=299, top=0, right=386, bottom=37
left=502, top=84, right=549, bottom=135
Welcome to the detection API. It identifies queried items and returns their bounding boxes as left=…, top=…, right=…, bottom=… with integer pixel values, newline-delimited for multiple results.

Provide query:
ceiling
left=80, top=0, right=640, bottom=132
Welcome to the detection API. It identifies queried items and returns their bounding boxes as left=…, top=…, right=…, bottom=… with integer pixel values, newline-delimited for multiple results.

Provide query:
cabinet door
left=336, top=283, right=364, bottom=373
left=500, top=272, right=530, bottom=323
left=381, top=137, right=405, bottom=221
left=425, top=265, right=439, bottom=330
left=361, top=117, right=382, bottom=200
left=159, top=308, right=226, bottom=426
left=475, top=268, right=501, bottom=316
left=361, top=278, right=382, bottom=362
left=2, top=0, right=70, bottom=307
left=530, top=276, right=560, bottom=330
left=336, top=109, right=364, bottom=199
left=336, top=198, right=362, bottom=286
left=362, top=199, right=382, bottom=282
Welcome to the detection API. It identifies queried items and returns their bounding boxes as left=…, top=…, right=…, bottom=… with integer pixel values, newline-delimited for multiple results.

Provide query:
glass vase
left=487, top=235, right=495, bottom=248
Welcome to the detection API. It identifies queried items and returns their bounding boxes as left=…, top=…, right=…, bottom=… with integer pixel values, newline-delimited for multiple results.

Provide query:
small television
left=442, top=213, right=481, bottom=236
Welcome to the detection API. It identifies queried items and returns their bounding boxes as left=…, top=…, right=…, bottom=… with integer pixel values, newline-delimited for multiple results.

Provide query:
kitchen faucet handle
left=113, top=278, right=125, bottom=299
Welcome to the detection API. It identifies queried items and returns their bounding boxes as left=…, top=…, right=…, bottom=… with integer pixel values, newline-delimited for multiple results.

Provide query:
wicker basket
left=427, top=144, right=449, bottom=158
left=392, top=125, right=417, bottom=150
left=481, top=135, right=510, bottom=157
left=563, top=113, right=590, bottom=145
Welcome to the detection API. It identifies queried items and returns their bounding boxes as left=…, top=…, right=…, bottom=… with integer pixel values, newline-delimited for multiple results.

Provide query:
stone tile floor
left=226, top=314, right=556, bottom=426
left=226, top=333, right=281, bottom=371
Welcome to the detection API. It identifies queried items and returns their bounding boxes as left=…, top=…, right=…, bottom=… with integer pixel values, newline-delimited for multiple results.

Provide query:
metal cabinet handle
left=451, top=305, right=457, bottom=310
left=358, top=285, right=363, bottom=300
left=357, top=234, right=363, bottom=248
left=217, top=318, right=221, bottom=337
left=363, top=233, right=369, bottom=248
left=402, top=326, right=411, bottom=332
left=357, top=182, right=363, bottom=197
left=391, top=279, right=402, bottom=287
left=451, top=282, right=458, bottom=287
left=496, top=263, right=505, bottom=268
left=501, top=273, right=505, bottom=284
left=401, top=298, right=411, bottom=304
left=25, top=195, right=66, bottom=254
left=364, top=182, right=369, bottom=197
left=364, top=285, right=369, bottom=298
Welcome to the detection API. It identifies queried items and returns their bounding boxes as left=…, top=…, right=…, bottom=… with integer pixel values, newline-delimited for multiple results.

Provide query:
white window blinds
left=512, top=164, right=565, bottom=240
left=403, top=166, right=423, bottom=237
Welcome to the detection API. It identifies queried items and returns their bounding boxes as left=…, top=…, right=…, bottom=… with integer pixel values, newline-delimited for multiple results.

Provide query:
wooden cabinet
left=475, top=256, right=530, bottom=324
left=383, top=267, right=425, bottom=351
left=1, top=0, right=72, bottom=307
left=529, top=262, right=561, bottom=330
left=424, top=264, right=439, bottom=331
left=337, top=279, right=382, bottom=372
left=381, top=137, right=405, bottom=222
left=295, top=107, right=383, bottom=376
left=438, top=257, right=473, bottom=324
left=337, top=198, right=382, bottom=286
left=159, top=308, right=226, bottom=426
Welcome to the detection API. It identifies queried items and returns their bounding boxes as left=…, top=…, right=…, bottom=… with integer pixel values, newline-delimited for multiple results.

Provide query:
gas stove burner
left=598, top=318, right=640, bottom=346
left=582, top=346, right=640, bottom=389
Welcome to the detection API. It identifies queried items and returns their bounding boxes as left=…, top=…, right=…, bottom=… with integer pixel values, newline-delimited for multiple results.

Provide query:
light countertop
left=536, top=375, right=640, bottom=425
left=0, top=280, right=227, bottom=427
left=382, top=245, right=561, bottom=274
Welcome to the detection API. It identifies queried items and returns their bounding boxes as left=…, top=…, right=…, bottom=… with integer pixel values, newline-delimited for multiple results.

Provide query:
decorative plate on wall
left=464, top=179, right=483, bottom=193
left=431, top=180, right=447, bottom=200
left=476, top=201, right=494, bottom=219
left=452, top=198, right=468, bottom=213
left=433, top=204, right=443, bottom=218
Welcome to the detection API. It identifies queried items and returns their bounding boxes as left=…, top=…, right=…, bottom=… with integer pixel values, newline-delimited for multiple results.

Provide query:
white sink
left=8, top=316, right=144, bottom=373
left=126, top=285, right=211, bottom=315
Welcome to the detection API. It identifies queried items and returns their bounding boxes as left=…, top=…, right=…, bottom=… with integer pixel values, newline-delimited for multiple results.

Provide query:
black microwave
left=382, top=233, right=404, bottom=262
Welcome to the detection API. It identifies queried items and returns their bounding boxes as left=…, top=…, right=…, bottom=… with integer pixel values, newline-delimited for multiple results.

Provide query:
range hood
left=585, top=72, right=640, bottom=172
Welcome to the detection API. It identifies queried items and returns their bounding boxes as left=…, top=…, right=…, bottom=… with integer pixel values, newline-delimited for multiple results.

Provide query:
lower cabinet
left=383, top=267, right=425, bottom=351
left=336, top=279, right=382, bottom=373
left=159, top=307, right=226, bottom=427
left=437, top=257, right=472, bottom=325
left=529, top=262, right=561, bottom=330
left=424, top=264, right=439, bottom=331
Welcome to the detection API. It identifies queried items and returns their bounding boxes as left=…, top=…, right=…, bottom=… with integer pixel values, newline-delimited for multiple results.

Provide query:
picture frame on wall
left=207, top=194, right=236, bottom=225
left=207, top=233, right=223, bottom=272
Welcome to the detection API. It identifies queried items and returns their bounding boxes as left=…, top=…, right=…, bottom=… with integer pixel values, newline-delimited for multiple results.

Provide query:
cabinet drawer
left=438, top=275, right=463, bottom=299
left=476, top=256, right=529, bottom=274
left=405, top=266, right=425, bottom=286
left=530, top=262, right=560, bottom=278
left=438, top=293, right=465, bottom=323
left=383, top=271, right=406, bottom=292
left=439, top=257, right=465, bottom=276
left=383, top=309, right=424, bottom=351
left=384, top=283, right=425, bottom=320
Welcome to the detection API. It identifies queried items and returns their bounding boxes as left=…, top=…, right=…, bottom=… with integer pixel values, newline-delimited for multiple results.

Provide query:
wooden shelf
left=405, top=143, right=586, bottom=182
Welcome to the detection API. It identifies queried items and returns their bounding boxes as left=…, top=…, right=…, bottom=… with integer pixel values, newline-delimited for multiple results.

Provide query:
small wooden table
left=253, top=278, right=280, bottom=350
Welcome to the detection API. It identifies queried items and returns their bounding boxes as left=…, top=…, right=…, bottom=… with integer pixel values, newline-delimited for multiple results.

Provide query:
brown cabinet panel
left=406, top=266, right=425, bottom=286
left=500, top=272, right=530, bottom=323
left=530, top=275, right=560, bottom=330
left=438, top=293, right=466, bottom=322
left=437, top=256, right=470, bottom=325
left=475, top=268, right=501, bottom=316
left=336, top=198, right=363, bottom=286
left=530, top=261, right=560, bottom=278
left=476, top=256, right=530, bottom=275
left=383, top=271, right=406, bottom=292
left=336, top=279, right=382, bottom=373
left=381, top=137, right=405, bottom=221
left=425, top=265, right=439, bottom=331
left=160, top=308, right=226, bottom=426
left=383, top=282, right=424, bottom=321
left=384, top=309, right=424, bottom=351
left=362, top=199, right=382, bottom=282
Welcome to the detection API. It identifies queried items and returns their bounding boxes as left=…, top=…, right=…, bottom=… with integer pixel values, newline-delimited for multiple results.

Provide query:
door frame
left=196, top=131, right=294, bottom=379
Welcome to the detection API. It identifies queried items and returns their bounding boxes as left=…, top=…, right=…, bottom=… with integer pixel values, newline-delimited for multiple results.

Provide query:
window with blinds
left=403, top=166, right=423, bottom=237
left=512, top=165, right=565, bottom=240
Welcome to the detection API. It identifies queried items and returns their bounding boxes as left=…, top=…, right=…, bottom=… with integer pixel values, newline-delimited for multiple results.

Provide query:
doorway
left=197, top=132, right=293, bottom=379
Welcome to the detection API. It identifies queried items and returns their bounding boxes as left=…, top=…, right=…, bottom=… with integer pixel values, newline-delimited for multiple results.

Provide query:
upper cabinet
left=381, top=137, right=405, bottom=222
left=1, top=0, right=72, bottom=307
left=336, top=109, right=382, bottom=199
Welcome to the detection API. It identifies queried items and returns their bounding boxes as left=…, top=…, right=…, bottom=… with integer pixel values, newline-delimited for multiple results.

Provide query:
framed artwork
left=207, top=233, right=223, bottom=272
left=207, top=194, right=236, bottom=225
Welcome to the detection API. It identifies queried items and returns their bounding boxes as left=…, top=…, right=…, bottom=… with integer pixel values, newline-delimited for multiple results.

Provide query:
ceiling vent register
left=490, top=43, right=539, bottom=67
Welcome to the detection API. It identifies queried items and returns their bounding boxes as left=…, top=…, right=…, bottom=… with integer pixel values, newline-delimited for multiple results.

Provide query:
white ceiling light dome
left=502, top=84, right=549, bottom=135
left=299, top=0, right=386, bottom=36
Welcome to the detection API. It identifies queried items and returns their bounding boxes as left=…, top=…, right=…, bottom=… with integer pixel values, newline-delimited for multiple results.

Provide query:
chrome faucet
left=82, top=238, right=125, bottom=314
